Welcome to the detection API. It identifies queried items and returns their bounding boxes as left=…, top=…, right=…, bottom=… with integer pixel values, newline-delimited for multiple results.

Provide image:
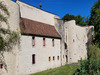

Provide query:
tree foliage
left=62, top=14, right=75, bottom=21
left=62, top=14, right=87, bottom=26
left=89, top=0, right=100, bottom=47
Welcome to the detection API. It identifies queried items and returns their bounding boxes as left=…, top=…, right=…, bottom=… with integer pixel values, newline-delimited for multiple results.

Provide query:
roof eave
left=21, top=33, right=61, bottom=39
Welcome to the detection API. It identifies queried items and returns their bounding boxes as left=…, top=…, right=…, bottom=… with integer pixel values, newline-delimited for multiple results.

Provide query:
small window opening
left=57, top=56, right=59, bottom=60
left=32, top=37, right=35, bottom=46
left=65, top=43, right=67, bottom=49
left=53, top=56, right=55, bottom=61
left=52, top=39, right=54, bottom=47
left=73, top=39, right=75, bottom=42
left=43, top=38, right=45, bottom=46
left=32, top=54, right=35, bottom=64
left=0, top=64, right=3, bottom=69
left=63, top=55, right=64, bottom=58
left=49, top=57, right=51, bottom=61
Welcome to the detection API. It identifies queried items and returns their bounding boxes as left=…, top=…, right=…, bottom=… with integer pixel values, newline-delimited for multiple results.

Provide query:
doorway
left=66, top=55, right=68, bottom=64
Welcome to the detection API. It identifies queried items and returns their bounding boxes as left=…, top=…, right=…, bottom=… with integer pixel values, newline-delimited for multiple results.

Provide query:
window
left=73, top=39, right=75, bottom=42
left=0, top=64, right=3, bottom=69
left=32, top=37, right=35, bottom=46
left=49, top=57, right=51, bottom=61
left=43, top=38, right=45, bottom=46
left=53, top=56, right=55, bottom=61
left=52, top=39, right=54, bottom=47
left=64, top=43, right=67, bottom=49
left=63, top=55, right=64, bottom=58
left=32, top=54, right=35, bottom=64
left=57, top=56, right=59, bottom=60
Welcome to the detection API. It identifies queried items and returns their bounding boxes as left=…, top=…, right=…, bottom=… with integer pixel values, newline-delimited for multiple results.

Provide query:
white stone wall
left=16, top=1, right=60, bottom=26
left=64, top=20, right=94, bottom=63
left=54, top=19, right=66, bottom=65
left=0, top=46, right=18, bottom=75
left=0, top=0, right=20, bottom=75
left=0, top=0, right=20, bottom=31
left=0, top=0, right=94, bottom=75
left=17, top=35, right=61, bottom=75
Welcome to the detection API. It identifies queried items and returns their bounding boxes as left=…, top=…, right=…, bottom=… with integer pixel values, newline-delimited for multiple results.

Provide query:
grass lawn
left=31, top=65, right=79, bottom=75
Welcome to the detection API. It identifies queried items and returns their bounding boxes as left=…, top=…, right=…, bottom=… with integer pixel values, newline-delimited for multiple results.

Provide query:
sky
left=12, top=0, right=98, bottom=18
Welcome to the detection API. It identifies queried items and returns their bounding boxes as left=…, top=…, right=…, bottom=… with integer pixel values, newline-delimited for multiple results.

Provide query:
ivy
left=0, top=30, right=19, bottom=52
left=0, top=14, right=7, bottom=23
left=0, top=2, right=9, bottom=24
left=0, top=1, right=19, bottom=72
left=0, top=2, right=9, bottom=16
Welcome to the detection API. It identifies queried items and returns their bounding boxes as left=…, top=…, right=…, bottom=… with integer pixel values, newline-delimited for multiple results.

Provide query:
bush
left=88, top=44, right=100, bottom=60
left=74, top=59, right=100, bottom=75
left=74, top=44, right=100, bottom=75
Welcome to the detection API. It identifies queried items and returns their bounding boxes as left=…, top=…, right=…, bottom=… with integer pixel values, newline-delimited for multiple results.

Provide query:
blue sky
left=12, top=0, right=97, bottom=18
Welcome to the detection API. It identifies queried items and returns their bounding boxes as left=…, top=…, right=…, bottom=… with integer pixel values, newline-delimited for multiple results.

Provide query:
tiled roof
left=20, top=18, right=61, bottom=38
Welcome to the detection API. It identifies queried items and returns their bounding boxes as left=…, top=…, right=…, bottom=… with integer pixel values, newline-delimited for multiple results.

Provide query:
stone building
left=0, top=0, right=94, bottom=75
left=64, top=20, right=94, bottom=63
left=0, top=0, right=20, bottom=75
left=55, top=19, right=94, bottom=64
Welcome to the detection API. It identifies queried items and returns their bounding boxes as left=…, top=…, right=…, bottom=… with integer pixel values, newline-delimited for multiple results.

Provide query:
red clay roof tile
left=20, top=18, right=61, bottom=38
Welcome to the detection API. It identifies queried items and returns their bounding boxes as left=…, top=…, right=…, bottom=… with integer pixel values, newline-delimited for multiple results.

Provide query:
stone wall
left=0, top=0, right=20, bottom=75
left=64, top=20, right=94, bottom=63
left=54, top=19, right=66, bottom=65
left=0, top=0, right=94, bottom=75
left=0, top=0, right=20, bottom=31
left=55, top=19, right=94, bottom=64
left=16, top=1, right=60, bottom=26
left=17, top=35, right=61, bottom=75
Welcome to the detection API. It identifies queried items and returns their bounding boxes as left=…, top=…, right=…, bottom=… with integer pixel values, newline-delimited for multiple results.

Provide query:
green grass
left=31, top=65, right=79, bottom=75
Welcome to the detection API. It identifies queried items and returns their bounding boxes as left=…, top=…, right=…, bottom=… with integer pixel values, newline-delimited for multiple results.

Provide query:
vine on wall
left=0, top=1, right=19, bottom=71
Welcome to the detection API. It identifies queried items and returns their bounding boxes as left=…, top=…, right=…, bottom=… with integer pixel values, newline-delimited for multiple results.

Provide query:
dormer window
left=32, top=37, right=35, bottom=46
left=43, top=38, right=45, bottom=46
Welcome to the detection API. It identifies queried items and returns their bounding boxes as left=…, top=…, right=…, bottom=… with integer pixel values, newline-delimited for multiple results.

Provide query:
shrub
left=74, top=59, right=100, bottom=75
left=88, top=44, right=100, bottom=60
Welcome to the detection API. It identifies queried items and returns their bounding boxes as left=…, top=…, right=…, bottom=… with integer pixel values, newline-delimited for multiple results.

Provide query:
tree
left=62, top=14, right=75, bottom=21
left=89, top=0, right=100, bottom=47
left=62, top=14, right=87, bottom=26
left=74, top=15, right=87, bottom=25
left=0, top=1, right=19, bottom=71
